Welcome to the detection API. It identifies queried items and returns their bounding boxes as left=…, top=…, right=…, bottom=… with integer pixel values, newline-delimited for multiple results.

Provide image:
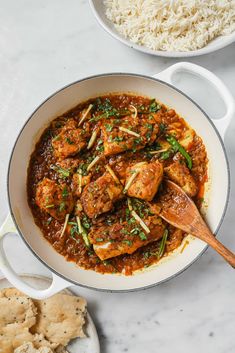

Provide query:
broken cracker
left=32, top=293, right=87, bottom=347
left=14, top=342, right=53, bottom=353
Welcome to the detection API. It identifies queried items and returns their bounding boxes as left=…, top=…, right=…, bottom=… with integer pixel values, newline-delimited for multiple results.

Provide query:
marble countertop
left=0, top=1, right=235, bottom=352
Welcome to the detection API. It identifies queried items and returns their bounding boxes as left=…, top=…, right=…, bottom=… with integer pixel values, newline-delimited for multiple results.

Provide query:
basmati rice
left=104, top=0, right=235, bottom=51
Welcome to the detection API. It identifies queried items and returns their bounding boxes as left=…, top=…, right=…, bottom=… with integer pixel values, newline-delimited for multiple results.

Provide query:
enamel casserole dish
left=0, top=62, right=234, bottom=299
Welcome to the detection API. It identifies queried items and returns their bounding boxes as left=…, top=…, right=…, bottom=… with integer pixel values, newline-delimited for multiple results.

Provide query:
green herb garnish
left=105, top=123, right=114, bottom=132
left=139, top=232, right=147, bottom=241
left=158, top=229, right=169, bottom=259
left=70, top=223, right=79, bottom=237
left=131, top=198, right=152, bottom=218
left=62, top=186, right=69, bottom=199
left=120, top=228, right=129, bottom=235
left=130, top=227, right=140, bottom=235
left=76, top=216, right=90, bottom=248
left=123, top=240, right=132, bottom=246
left=159, top=123, right=167, bottom=133
left=65, top=137, right=74, bottom=145
left=143, top=251, right=151, bottom=259
left=166, top=135, right=192, bottom=169
left=59, top=202, right=65, bottom=212
left=149, top=99, right=161, bottom=113
left=52, top=135, right=61, bottom=141
left=77, top=163, right=88, bottom=176
left=95, top=98, right=113, bottom=112
left=96, top=238, right=104, bottom=242
left=96, top=139, right=104, bottom=152
left=82, top=215, right=91, bottom=230
left=50, top=165, right=70, bottom=178
left=103, top=260, right=110, bottom=266
left=110, top=136, right=124, bottom=143
left=89, top=109, right=118, bottom=123
left=45, top=204, right=54, bottom=209
left=160, top=150, right=172, bottom=160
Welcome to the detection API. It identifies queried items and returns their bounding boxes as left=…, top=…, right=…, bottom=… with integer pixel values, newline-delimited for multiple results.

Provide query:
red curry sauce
left=27, top=94, right=208, bottom=275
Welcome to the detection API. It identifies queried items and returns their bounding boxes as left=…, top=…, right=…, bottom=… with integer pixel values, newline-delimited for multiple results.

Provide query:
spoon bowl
left=159, top=180, right=235, bottom=268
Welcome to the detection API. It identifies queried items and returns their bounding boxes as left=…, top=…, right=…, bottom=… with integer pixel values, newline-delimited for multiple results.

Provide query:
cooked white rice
left=104, top=0, right=235, bottom=51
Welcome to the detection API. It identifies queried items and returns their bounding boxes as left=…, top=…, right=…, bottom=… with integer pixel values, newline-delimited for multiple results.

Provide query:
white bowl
left=89, top=0, right=235, bottom=58
left=0, top=63, right=234, bottom=298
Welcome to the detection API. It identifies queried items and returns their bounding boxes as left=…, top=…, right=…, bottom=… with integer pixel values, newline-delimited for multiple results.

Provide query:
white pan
left=0, top=62, right=234, bottom=299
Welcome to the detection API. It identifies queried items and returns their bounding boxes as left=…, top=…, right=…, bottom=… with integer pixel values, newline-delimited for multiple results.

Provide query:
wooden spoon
left=158, top=179, right=235, bottom=268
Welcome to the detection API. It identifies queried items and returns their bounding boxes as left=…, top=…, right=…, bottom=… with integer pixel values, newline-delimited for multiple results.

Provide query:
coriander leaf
left=59, top=201, right=65, bottom=212
left=139, top=232, right=147, bottom=240
left=62, top=186, right=69, bottom=199
left=50, top=165, right=70, bottom=178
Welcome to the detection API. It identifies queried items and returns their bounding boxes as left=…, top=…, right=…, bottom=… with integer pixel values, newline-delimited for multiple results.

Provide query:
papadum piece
left=0, top=328, right=34, bottom=353
left=0, top=289, right=37, bottom=330
left=14, top=342, right=53, bottom=353
left=32, top=293, right=87, bottom=347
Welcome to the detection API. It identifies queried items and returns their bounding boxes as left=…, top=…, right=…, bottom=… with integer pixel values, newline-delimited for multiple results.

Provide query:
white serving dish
left=89, top=0, right=235, bottom=58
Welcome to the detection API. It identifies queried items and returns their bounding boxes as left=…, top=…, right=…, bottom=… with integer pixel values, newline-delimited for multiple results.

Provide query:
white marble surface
left=0, top=1, right=235, bottom=352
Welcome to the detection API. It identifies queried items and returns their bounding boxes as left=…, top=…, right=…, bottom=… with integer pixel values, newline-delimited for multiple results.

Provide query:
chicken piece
left=164, top=161, right=198, bottom=197
left=179, top=128, right=195, bottom=149
left=72, top=172, right=91, bottom=197
left=52, top=119, right=88, bottom=159
left=125, top=161, right=163, bottom=201
left=101, top=115, right=159, bottom=156
left=89, top=215, right=165, bottom=260
left=35, top=178, right=74, bottom=221
left=81, top=172, right=123, bottom=218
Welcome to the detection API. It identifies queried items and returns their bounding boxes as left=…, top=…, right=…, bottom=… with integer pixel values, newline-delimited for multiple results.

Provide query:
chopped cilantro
left=145, top=123, right=153, bottom=130
left=59, top=201, right=65, bottom=212
left=95, top=98, right=113, bottom=112
left=159, top=123, right=167, bottom=133
left=96, top=139, right=104, bottom=152
left=52, top=135, right=61, bottom=141
left=149, top=99, right=161, bottom=112
left=45, top=204, right=54, bottom=209
left=65, top=137, right=74, bottom=144
left=110, top=136, right=124, bottom=143
left=50, top=165, right=70, bottom=178
left=62, top=186, right=69, bottom=199
left=77, top=163, right=88, bottom=176
left=139, top=232, right=147, bottom=241
left=121, top=228, right=129, bottom=235
left=130, top=227, right=140, bottom=235
left=143, top=251, right=151, bottom=259
left=70, top=223, right=79, bottom=237
left=105, top=123, right=114, bottom=132
left=82, top=215, right=91, bottom=230
left=123, top=240, right=132, bottom=246
left=160, top=150, right=172, bottom=160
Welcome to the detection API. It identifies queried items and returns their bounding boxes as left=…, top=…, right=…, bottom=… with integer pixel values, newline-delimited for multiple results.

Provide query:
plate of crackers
left=0, top=274, right=100, bottom=353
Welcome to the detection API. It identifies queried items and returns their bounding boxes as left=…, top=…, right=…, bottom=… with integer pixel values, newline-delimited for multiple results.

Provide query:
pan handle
left=0, top=214, right=70, bottom=299
left=153, top=62, right=235, bottom=140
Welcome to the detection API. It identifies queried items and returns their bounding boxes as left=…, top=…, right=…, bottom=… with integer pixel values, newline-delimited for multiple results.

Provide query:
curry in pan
left=27, top=94, right=208, bottom=275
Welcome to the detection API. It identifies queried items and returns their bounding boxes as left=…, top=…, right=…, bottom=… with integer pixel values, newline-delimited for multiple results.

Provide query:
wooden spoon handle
left=200, top=232, right=235, bottom=268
